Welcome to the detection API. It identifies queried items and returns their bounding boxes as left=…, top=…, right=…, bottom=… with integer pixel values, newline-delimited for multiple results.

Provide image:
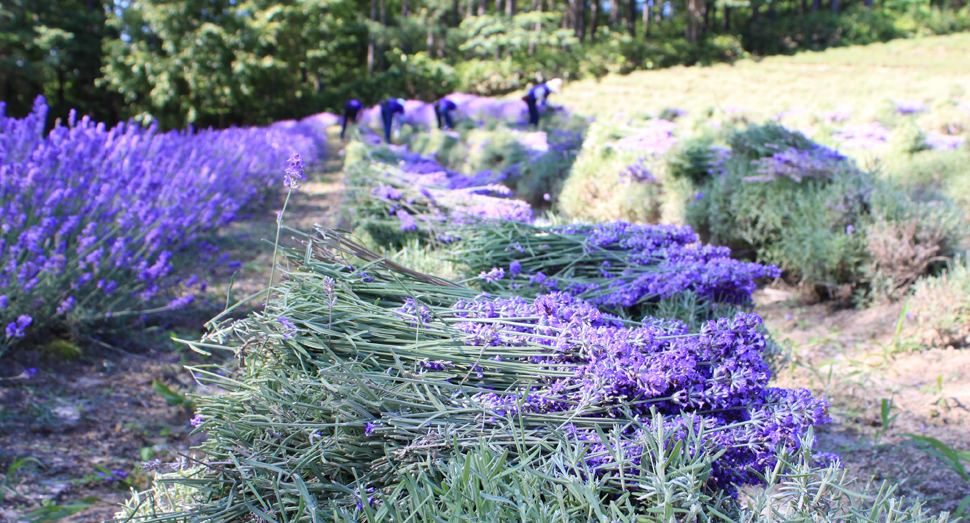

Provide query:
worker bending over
left=380, top=98, right=406, bottom=143
left=522, top=78, right=562, bottom=127
left=340, top=99, right=364, bottom=140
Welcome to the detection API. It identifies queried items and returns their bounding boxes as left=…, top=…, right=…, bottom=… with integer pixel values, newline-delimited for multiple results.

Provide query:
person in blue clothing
left=434, top=97, right=458, bottom=130
left=380, top=98, right=406, bottom=143
left=340, top=99, right=364, bottom=140
left=522, top=78, right=562, bottom=127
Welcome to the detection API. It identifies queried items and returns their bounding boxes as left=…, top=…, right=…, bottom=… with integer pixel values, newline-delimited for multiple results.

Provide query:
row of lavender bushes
left=0, top=97, right=323, bottom=357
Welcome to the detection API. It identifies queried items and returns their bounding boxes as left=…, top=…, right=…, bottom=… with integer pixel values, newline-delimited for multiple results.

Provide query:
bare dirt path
left=755, top=289, right=970, bottom=515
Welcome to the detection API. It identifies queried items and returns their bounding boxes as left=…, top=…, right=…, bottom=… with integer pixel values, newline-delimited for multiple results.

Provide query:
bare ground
left=755, top=288, right=970, bottom=516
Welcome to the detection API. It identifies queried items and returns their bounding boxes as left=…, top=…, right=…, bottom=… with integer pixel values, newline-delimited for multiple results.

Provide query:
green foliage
left=0, top=0, right=120, bottom=123
left=24, top=496, right=102, bottom=522
left=667, top=132, right=722, bottom=186
left=152, top=380, right=196, bottom=409
left=728, top=123, right=818, bottom=160
left=8, top=0, right=970, bottom=131
left=903, top=434, right=970, bottom=519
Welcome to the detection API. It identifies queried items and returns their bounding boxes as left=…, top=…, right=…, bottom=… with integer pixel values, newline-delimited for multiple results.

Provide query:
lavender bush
left=559, top=120, right=689, bottom=224
left=683, top=124, right=965, bottom=300
left=0, top=97, right=319, bottom=355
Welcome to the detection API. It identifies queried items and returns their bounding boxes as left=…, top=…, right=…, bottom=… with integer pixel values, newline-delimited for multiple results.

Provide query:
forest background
left=3, top=0, right=970, bottom=131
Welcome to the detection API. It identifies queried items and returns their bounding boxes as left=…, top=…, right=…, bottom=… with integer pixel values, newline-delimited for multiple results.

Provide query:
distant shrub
left=684, top=124, right=966, bottom=301
left=884, top=148, right=970, bottom=220
left=910, top=254, right=970, bottom=348
left=558, top=120, right=688, bottom=224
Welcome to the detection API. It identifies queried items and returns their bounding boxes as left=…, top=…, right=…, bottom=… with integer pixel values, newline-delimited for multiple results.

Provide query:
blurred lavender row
left=0, top=96, right=322, bottom=351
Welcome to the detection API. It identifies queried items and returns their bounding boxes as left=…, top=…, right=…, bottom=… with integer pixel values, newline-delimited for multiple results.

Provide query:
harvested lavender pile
left=118, top=229, right=835, bottom=522
left=452, top=220, right=779, bottom=320
left=341, top=144, right=533, bottom=247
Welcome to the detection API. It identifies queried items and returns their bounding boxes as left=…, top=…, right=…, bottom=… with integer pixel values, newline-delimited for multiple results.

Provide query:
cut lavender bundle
left=117, top=228, right=832, bottom=523
left=451, top=220, right=779, bottom=320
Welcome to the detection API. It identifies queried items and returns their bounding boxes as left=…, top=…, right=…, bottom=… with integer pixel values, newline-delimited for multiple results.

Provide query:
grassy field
left=556, top=33, right=970, bottom=123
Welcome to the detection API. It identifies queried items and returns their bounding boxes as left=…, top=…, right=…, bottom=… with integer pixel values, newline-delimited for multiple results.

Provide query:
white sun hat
left=546, top=78, right=563, bottom=93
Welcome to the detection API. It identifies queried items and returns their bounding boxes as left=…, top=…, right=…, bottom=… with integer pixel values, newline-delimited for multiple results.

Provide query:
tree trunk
left=479, top=0, right=487, bottom=15
left=610, top=0, right=620, bottom=28
left=703, top=0, right=710, bottom=33
left=812, top=0, right=820, bottom=12
left=686, top=0, right=704, bottom=42
left=379, top=0, right=387, bottom=71
left=800, top=0, right=807, bottom=14
left=577, top=0, right=587, bottom=39
left=751, top=0, right=761, bottom=25
left=863, top=0, right=872, bottom=6
left=507, top=0, right=516, bottom=15
left=402, top=0, right=408, bottom=17
left=831, top=0, right=839, bottom=12
left=497, top=0, right=504, bottom=15
left=427, top=24, right=434, bottom=54
left=453, top=0, right=460, bottom=25
left=627, top=0, right=636, bottom=36
left=368, top=0, right=377, bottom=75
left=643, top=0, right=650, bottom=36
left=722, top=4, right=729, bottom=31
left=467, top=0, right=473, bottom=19
left=530, top=0, right=541, bottom=54
left=590, top=0, right=599, bottom=39
left=767, top=2, right=775, bottom=20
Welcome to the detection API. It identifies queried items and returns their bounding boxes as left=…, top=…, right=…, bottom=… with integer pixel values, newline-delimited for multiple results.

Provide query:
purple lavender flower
left=509, top=261, right=522, bottom=277
left=5, top=315, right=32, bottom=338
left=0, top=296, right=7, bottom=309
left=845, top=224, right=855, bottom=235
left=894, top=100, right=926, bottom=114
left=372, top=185, right=403, bottom=200
left=396, top=210, right=418, bottom=231
left=97, top=469, right=129, bottom=482
left=166, top=295, right=195, bottom=310
left=365, top=422, right=376, bottom=436
left=835, top=122, right=891, bottom=150
left=284, top=154, right=307, bottom=189
left=925, top=132, right=965, bottom=151
left=56, top=297, right=75, bottom=315
left=824, top=105, right=852, bottom=123
left=189, top=413, right=204, bottom=426
left=480, top=267, right=505, bottom=283
left=278, top=317, right=298, bottom=339
left=694, top=192, right=705, bottom=200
